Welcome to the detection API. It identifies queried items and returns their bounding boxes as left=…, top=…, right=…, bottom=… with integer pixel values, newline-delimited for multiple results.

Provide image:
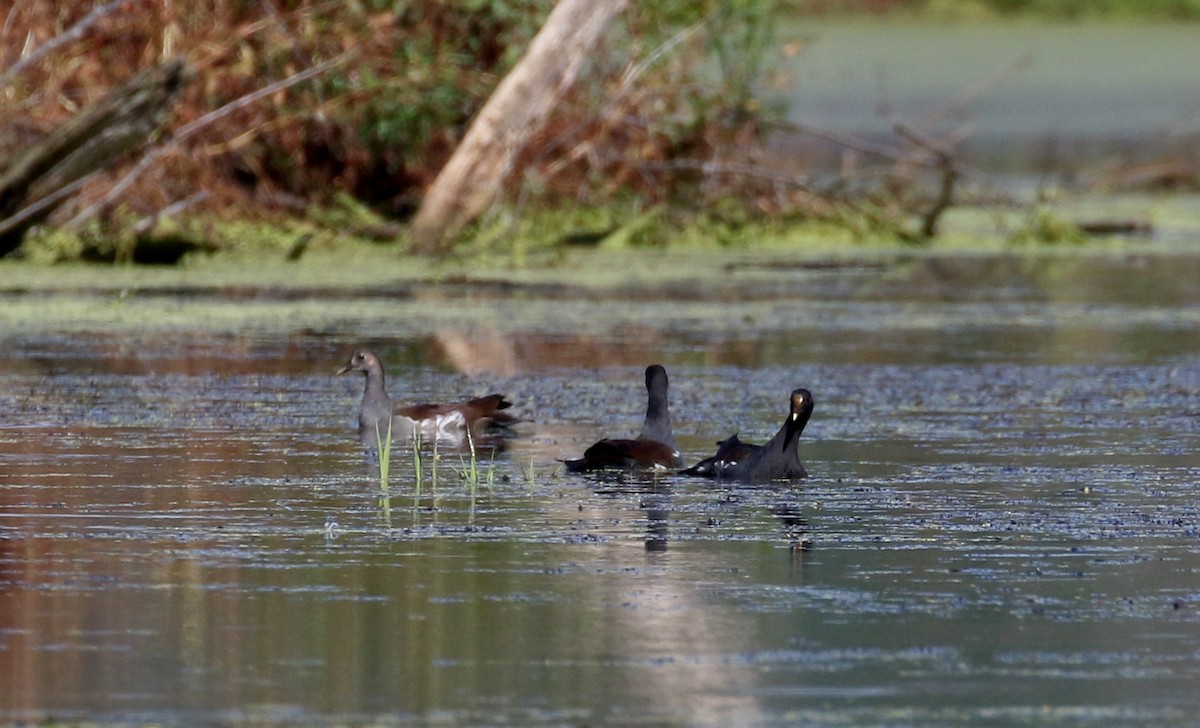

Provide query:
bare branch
left=411, top=0, right=627, bottom=253
left=66, top=51, right=354, bottom=229
left=133, top=191, right=209, bottom=235
left=894, top=123, right=959, bottom=238
left=259, top=0, right=328, bottom=121
left=174, top=51, right=352, bottom=141
left=914, top=52, right=1033, bottom=128
left=633, top=157, right=816, bottom=189
left=0, top=59, right=186, bottom=253
left=0, top=0, right=131, bottom=88
left=619, top=14, right=711, bottom=92
left=0, top=172, right=99, bottom=240
left=769, top=118, right=975, bottom=177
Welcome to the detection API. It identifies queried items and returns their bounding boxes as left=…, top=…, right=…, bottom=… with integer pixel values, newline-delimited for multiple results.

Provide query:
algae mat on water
left=2, top=246, right=1199, bottom=333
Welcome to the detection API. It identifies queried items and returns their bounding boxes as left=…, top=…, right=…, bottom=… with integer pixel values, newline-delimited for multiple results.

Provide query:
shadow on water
left=1, top=253, right=1199, bottom=725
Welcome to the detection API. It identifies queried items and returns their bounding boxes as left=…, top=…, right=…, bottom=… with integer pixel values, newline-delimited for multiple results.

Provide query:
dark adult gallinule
left=337, top=348, right=516, bottom=451
left=564, top=365, right=684, bottom=472
left=679, top=433, right=754, bottom=477
left=682, top=388, right=813, bottom=482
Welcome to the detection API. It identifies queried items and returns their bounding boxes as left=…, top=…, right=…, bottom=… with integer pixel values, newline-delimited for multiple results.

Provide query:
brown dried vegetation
left=4, top=0, right=980, bottom=258
left=1, top=1, right=784, bottom=249
left=0, top=1, right=556, bottom=233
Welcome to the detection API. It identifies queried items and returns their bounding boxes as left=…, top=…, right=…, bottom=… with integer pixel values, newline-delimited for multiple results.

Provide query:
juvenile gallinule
left=337, top=348, right=516, bottom=451
left=682, top=388, right=813, bottom=482
left=564, top=364, right=684, bottom=472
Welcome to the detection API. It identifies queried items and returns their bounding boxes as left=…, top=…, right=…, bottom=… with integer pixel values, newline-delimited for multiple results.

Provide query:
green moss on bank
left=15, top=188, right=1199, bottom=278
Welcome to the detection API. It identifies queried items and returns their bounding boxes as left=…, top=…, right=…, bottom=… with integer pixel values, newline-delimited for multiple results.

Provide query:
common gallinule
left=564, top=364, right=684, bottom=472
left=679, top=433, right=754, bottom=477
left=337, top=348, right=516, bottom=451
left=682, top=388, right=813, bottom=482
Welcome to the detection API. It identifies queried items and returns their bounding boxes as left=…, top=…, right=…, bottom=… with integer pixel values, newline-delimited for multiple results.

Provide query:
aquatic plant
left=431, top=431, right=440, bottom=497
left=411, top=428, right=424, bottom=498
left=323, top=515, right=340, bottom=540
left=522, top=456, right=538, bottom=494
left=1008, top=205, right=1085, bottom=246
left=469, top=458, right=497, bottom=527
left=374, top=419, right=393, bottom=492
left=375, top=420, right=394, bottom=527
left=464, top=427, right=479, bottom=487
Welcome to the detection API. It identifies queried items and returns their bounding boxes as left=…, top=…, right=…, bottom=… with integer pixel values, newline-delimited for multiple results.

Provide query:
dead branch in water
left=64, top=52, right=353, bottom=231
left=895, top=124, right=958, bottom=238
left=0, top=58, right=186, bottom=256
left=410, top=0, right=627, bottom=255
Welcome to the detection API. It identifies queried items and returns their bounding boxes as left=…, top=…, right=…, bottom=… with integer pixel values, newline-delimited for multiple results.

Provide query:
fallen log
left=409, top=0, right=627, bottom=255
left=1078, top=219, right=1154, bottom=237
left=0, top=58, right=187, bottom=257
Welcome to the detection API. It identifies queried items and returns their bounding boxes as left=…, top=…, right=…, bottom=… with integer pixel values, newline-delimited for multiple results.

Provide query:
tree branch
left=0, top=0, right=131, bottom=88
left=66, top=51, right=353, bottom=229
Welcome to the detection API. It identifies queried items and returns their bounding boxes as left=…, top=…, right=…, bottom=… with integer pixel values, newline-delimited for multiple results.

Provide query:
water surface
left=1, top=251, right=1199, bottom=726
left=778, top=22, right=1200, bottom=177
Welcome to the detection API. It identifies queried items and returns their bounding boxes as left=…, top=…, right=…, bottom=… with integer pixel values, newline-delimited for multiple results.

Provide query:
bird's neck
left=363, top=366, right=388, bottom=402
left=641, top=393, right=676, bottom=446
left=782, top=410, right=811, bottom=453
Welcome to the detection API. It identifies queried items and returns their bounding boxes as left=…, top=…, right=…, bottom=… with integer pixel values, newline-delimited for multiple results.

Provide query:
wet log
left=409, top=0, right=627, bottom=255
left=0, top=58, right=187, bottom=257
left=1078, top=219, right=1154, bottom=237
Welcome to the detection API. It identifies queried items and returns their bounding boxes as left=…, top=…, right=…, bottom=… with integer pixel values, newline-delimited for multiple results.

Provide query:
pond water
left=776, top=22, right=1200, bottom=179
left=1, top=251, right=1199, bottom=726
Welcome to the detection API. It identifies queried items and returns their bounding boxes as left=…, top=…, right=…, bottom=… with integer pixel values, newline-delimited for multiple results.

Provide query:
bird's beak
left=790, top=412, right=798, bottom=421
left=336, top=364, right=352, bottom=376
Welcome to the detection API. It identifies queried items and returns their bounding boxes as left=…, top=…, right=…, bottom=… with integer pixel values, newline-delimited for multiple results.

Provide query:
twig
left=915, top=52, right=1033, bottom=129
left=0, top=172, right=98, bottom=240
left=2, top=5, right=20, bottom=43
left=894, top=124, right=958, bottom=238
left=259, top=0, right=328, bottom=121
left=632, top=157, right=816, bottom=189
left=66, top=51, right=354, bottom=229
left=0, top=0, right=131, bottom=88
left=517, top=19, right=713, bottom=213
left=619, top=14, right=711, bottom=91
left=769, top=118, right=975, bottom=177
left=175, top=52, right=351, bottom=140
left=132, top=190, right=209, bottom=235
left=64, top=147, right=152, bottom=229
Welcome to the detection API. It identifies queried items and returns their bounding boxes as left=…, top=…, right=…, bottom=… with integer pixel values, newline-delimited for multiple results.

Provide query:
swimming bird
left=682, top=388, right=813, bottom=482
left=679, top=433, right=754, bottom=478
left=337, top=348, right=516, bottom=452
left=564, top=364, right=684, bottom=472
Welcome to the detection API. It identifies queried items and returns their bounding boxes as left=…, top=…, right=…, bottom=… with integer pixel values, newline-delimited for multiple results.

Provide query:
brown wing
left=466, top=394, right=512, bottom=413
left=462, top=394, right=518, bottom=427
left=393, top=402, right=447, bottom=421
left=565, top=438, right=678, bottom=472
left=395, top=394, right=517, bottom=428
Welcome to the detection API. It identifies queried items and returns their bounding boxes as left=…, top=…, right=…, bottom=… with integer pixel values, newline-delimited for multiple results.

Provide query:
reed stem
left=375, top=420, right=393, bottom=527
left=411, top=428, right=423, bottom=499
